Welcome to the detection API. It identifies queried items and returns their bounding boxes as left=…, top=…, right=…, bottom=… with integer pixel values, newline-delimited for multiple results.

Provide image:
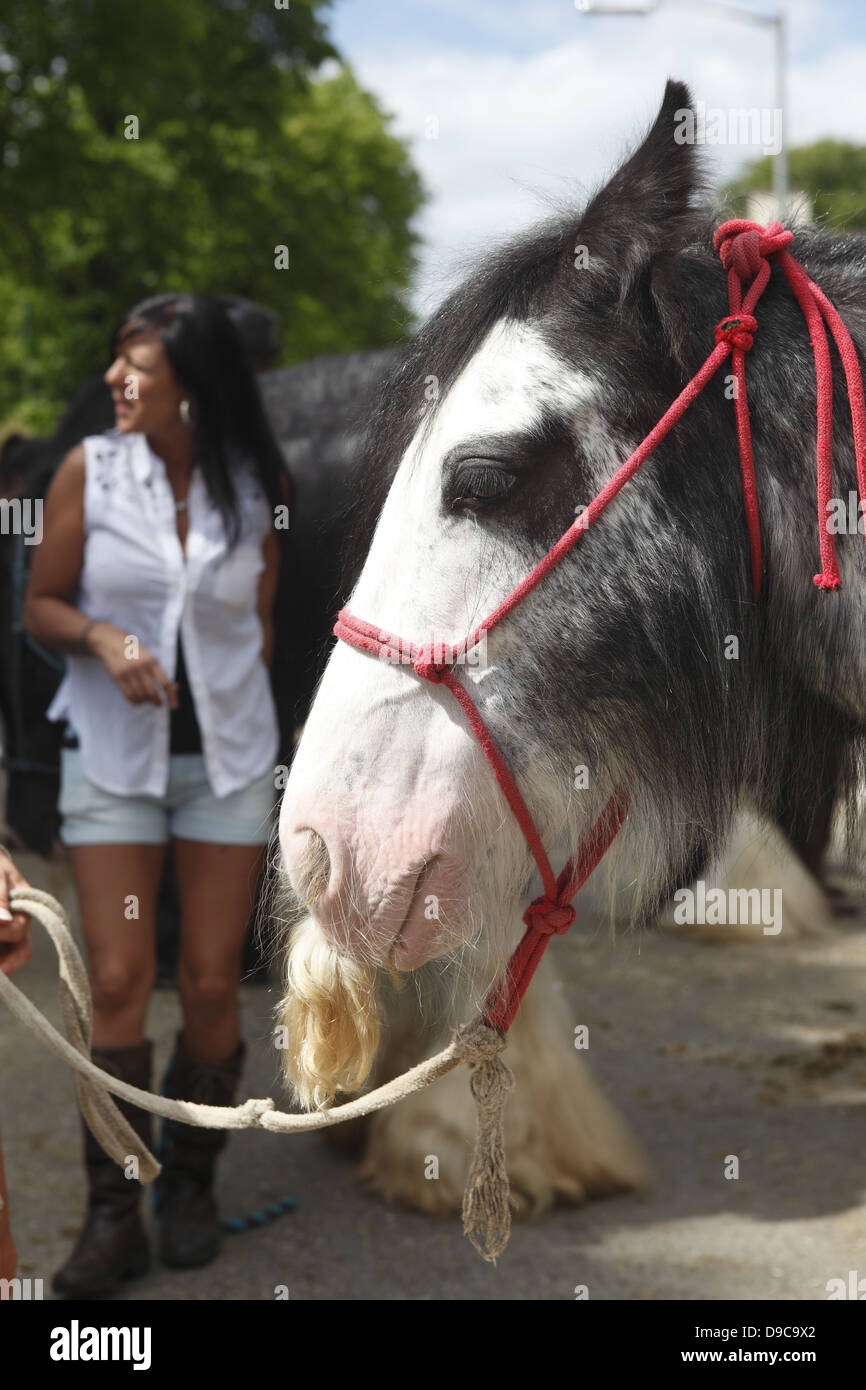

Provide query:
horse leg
left=761, top=682, right=863, bottom=913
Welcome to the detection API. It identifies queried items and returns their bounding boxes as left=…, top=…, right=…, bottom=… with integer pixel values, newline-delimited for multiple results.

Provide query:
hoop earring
left=179, top=399, right=192, bottom=427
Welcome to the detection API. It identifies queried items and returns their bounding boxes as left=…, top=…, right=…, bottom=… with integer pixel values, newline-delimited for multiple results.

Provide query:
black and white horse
left=276, top=81, right=866, bottom=1213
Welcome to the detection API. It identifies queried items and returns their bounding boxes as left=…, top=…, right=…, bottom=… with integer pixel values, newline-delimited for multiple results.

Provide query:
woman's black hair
left=109, top=293, right=288, bottom=545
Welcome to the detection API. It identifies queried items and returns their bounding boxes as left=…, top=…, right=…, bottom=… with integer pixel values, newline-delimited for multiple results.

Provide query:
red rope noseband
left=334, top=220, right=866, bottom=1032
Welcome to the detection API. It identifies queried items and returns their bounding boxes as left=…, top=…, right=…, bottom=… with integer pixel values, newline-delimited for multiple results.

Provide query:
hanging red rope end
left=813, top=570, right=842, bottom=591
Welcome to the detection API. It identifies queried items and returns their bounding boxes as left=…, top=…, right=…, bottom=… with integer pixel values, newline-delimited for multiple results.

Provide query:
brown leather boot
left=53, top=1040, right=153, bottom=1299
left=154, top=1032, right=245, bottom=1268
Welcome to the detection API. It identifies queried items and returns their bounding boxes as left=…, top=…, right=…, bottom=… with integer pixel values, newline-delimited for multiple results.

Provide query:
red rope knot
left=713, top=219, right=794, bottom=284
left=413, top=644, right=454, bottom=684
left=714, top=314, right=758, bottom=352
left=522, top=895, right=576, bottom=936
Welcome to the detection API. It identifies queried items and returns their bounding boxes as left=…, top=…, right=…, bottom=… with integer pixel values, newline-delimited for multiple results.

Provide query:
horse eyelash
left=451, top=467, right=518, bottom=507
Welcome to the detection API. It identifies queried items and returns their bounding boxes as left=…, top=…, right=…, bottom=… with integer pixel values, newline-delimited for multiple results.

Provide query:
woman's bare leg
left=67, top=844, right=164, bottom=1048
left=173, top=840, right=264, bottom=1060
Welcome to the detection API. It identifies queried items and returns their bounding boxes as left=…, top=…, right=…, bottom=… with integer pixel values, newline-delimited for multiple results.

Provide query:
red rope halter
left=334, top=219, right=866, bottom=1033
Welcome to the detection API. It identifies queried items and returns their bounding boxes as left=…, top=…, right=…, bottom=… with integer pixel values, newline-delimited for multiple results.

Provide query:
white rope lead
left=0, top=888, right=514, bottom=1259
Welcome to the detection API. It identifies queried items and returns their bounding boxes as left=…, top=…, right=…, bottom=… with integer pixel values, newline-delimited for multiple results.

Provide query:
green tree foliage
left=725, top=140, right=866, bottom=235
left=0, top=0, right=425, bottom=432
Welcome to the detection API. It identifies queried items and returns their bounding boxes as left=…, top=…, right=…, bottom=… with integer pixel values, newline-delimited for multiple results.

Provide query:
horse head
left=276, top=79, right=866, bottom=1107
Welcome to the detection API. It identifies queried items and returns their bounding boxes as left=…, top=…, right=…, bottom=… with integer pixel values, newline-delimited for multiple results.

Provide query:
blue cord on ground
left=222, top=1196, right=299, bottom=1234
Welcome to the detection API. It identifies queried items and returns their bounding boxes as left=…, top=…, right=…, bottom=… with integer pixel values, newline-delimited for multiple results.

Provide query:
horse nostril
left=292, top=829, right=331, bottom=908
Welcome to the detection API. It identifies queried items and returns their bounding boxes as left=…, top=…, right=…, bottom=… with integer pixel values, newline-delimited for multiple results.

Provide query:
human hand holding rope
left=0, top=845, right=32, bottom=977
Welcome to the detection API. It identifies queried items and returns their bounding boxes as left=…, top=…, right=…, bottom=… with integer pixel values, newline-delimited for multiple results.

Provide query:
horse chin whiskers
left=277, top=914, right=384, bottom=1110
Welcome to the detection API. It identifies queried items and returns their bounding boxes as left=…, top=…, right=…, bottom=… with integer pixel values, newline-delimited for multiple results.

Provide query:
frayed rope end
left=455, top=1017, right=516, bottom=1263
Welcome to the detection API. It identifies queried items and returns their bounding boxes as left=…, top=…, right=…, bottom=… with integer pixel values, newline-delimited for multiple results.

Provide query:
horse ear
left=576, top=79, right=701, bottom=287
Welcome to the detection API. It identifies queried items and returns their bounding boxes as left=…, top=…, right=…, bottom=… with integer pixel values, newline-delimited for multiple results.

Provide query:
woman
left=23, top=293, right=288, bottom=1299
left=0, top=846, right=32, bottom=1283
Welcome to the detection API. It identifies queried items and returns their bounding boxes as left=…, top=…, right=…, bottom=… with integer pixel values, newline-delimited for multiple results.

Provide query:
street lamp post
left=579, top=0, right=790, bottom=217
left=771, top=7, right=788, bottom=216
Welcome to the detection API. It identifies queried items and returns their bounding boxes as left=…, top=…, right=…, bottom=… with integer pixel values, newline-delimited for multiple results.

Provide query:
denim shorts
left=58, top=750, right=277, bottom=847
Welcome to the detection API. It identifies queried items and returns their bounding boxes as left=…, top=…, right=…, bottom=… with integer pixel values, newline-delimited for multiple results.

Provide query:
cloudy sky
left=328, top=0, right=866, bottom=317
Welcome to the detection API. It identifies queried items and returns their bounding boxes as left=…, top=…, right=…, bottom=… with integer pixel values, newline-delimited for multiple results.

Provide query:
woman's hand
left=86, top=621, right=179, bottom=708
left=0, top=846, right=31, bottom=976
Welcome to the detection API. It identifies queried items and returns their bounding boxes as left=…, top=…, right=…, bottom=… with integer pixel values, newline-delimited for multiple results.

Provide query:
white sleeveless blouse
left=47, top=430, right=279, bottom=798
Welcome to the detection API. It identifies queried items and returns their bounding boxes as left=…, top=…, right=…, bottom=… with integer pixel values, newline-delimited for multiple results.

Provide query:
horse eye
left=450, top=466, right=518, bottom=508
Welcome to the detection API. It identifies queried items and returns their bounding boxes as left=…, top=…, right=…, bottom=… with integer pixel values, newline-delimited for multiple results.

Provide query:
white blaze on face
left=280, top=318, right=598, bottom=972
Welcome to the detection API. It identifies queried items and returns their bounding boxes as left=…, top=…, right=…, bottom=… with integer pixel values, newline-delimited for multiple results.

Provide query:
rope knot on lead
left=413, top=644, right=453, bottom=684
left=522, top=895, right=576, bottom=935
left=714, top=313, right=758, bottom=353
left=238, top=1097, right=275, bottom=1127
